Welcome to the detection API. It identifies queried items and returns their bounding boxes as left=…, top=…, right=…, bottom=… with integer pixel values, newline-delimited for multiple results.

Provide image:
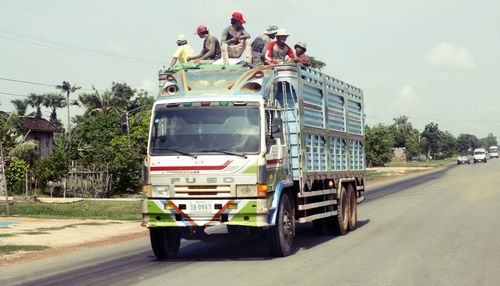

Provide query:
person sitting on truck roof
left=170, top=34, right=195, bottom=68
left=187, top=25, right=221, bottom=63
left=251, top=25, right=278, bottom=66
left=294, top=41, right=311, bottom=67
left=264, top=29, right=296, bottom=65
left=221, top=12, right=252, bottom=65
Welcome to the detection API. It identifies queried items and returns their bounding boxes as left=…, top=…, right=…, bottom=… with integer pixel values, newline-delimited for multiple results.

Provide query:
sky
left=1, top=0, right=499, bottom=138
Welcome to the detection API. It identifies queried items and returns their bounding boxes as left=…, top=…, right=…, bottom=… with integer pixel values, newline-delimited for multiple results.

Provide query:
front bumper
left=142, top=198, right=270, bottom=228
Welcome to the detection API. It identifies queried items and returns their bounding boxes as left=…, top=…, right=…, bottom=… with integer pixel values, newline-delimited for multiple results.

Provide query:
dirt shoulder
left=0, top=217, right=147, bottom=266
left=365, top=166, right=435, bottom=185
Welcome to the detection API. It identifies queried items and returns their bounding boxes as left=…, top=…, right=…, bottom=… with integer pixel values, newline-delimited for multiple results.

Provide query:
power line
left=0, top=76, right=56, bottom=87
left=0, top=76, right=98, bottom=93
left=0, top=28, right=164, bottom=65
left=0, top=91, right=29, bottom=98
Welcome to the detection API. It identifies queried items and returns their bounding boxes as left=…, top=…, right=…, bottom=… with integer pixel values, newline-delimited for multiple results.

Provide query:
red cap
left=231, top=12, right=246, bottom=24
left=195, top=25, right=208, bottom=35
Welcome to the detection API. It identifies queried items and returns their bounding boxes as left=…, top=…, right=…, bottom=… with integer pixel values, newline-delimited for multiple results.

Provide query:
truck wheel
left=333, top=185, right=349, bottom=235
left=150, top=227, right=181, bottom=259
left=347, top=184, right=358, bottom=231
left=266, top=193, right=294, bottom=257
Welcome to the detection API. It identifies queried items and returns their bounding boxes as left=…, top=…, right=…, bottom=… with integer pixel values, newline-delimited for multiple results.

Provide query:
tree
left=456, top=134, right=480, bottom=154
left=56, top=81, right=81, bottom=136
left=10, top=99, right=29, bottom=117
left=26, top=93, right=45, bottom=118
left=420, top=122, right=441, bottom=159
left=389, top=116, right=422, bottom=160
left=71, top=84, right=154, bottom=196
left=438, top=131, right=457, bottom=159
left=43, top=93, right=66, bottom=127
left=480, top=133, right=498, bottom=149
left=5, top=157, right=28, bottom=195
left=310, top=56, right=326, bottom=70
left=365, top=124, right=395, bottom=166
left=0, top=113, right=38, bottom=215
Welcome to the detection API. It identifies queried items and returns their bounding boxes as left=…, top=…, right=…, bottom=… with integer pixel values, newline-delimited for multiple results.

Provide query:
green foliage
left=33, top=150, right=70, bottom=190
left=366, top=124, right=395, bottom=166
left=389, top=115, right=422, bottom=160
left=480, top=133, right=497, bottom=149
left=43, top=93, right=66, bottom=125
left=420, top=122, right=441, bottom=158
left=456, top=134, right=479, bottom=154
left=309, top=56, right=326, bottom=70
left=6, top=157, right=28, bottom=195
left=27, top=93, right=45, bottom=118
left=71, top=83, right=153, bottom=195
left=11, top=99, right=29, bottom=116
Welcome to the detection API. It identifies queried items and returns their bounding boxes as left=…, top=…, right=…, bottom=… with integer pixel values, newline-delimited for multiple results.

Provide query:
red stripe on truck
left=150, top=160, right=233, bottom=171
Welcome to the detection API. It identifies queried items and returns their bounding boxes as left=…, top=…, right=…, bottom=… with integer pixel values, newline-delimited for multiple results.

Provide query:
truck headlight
left=236, top=184, right=268, bottom=197
left=152, top=186, right=170, bottom=198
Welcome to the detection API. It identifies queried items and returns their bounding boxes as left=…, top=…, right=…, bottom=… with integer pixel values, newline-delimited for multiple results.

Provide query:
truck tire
left=150, top=227, right=181, bottom=259
left=347, top=184, right=357, bottom=231
left=266, top=193, right=294, bottom=257
left=333, top=185, right=349, bottom=235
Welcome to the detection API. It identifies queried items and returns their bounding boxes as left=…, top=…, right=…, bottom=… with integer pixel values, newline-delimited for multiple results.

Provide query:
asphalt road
left=2, top=159, right=500, bottom=286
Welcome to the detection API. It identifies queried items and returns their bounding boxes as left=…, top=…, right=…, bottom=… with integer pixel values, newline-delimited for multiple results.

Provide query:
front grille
left=174, top=185, right=231, bottom=197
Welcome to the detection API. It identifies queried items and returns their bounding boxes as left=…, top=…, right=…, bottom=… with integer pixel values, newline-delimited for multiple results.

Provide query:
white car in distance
left=473, top=148, right=487, bottom=163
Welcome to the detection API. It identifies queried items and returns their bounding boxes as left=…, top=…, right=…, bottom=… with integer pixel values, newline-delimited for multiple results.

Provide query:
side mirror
left=121, top=114, right=129, bottom=135
left=271, top=118, right=284, bottom=141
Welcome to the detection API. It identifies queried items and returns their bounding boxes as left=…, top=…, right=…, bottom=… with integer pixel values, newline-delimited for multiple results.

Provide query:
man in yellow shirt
left=170, top=34, right=195, bottom=67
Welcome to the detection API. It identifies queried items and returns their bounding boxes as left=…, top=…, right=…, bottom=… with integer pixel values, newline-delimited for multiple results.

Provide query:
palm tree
left=26, top=93, right=45, bottom=118
left=43, top=93, right=67, bottom=125
left=78, top=91, right=125, bottom=115
left=393, top=115, right=413, bottom=136
left=56, top=81, right=81, bottom=136
left=10, top=99, right=29, bottom=117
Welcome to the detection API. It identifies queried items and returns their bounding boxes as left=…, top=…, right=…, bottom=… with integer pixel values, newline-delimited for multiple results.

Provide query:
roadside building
left=20, top=117, right=60, bottom=159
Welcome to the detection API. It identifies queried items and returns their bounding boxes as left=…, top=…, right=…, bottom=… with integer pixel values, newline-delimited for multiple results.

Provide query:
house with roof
left=0, top=111, right=60, bottom=159
left=21, top=117, right=60, bottom=159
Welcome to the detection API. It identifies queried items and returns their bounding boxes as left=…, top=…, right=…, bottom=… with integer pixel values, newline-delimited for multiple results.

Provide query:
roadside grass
left=0, top=245, right=50, bottom=255
left=385, top=159, right=455, bottom=168
left=366, top=159, right=454, bottom=182
left=0, top=233, right=17, bottom=238
left=0, top=200, right=141, bottom=220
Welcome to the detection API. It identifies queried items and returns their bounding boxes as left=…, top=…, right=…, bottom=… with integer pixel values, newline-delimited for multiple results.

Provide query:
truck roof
left=157, top=63, right=363, bottom=103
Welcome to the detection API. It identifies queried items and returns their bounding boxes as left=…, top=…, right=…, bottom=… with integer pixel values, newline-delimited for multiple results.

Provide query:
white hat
left=265, top=25, right=278, bottom=35
left=295, top=41, right=307, bottom=50
left=176, top=34, right=187, bottom=42
left=276, top=29, right=289, bottom=37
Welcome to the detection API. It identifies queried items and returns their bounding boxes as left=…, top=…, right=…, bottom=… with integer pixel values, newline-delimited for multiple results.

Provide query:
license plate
left=189, top=201, right=212, bottom=213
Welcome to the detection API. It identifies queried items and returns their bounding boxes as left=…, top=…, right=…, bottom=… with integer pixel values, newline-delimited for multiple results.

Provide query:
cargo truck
left=140, top=63, right=366, bottom=258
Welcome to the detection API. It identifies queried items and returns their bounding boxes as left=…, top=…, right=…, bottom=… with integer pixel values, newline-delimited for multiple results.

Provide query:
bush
left=6, top=157, right=28, bottom=195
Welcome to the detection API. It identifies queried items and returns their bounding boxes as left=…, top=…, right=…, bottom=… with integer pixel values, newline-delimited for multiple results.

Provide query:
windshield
left=489, top=147, right=498, bottom=152
left=149, top=106, right=261, bottom=156
left=474, top=151, right=485, bottom=155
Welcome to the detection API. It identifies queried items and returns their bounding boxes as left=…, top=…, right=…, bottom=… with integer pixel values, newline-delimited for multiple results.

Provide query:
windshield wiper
left=198, top=149, right=247, bottom=158
left=152, top=147, right=197, bottom=158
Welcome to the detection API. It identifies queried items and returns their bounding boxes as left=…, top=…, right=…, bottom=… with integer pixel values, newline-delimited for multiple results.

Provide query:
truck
left=489, top=146, right=498, bottom=159
left=140, top=63, right=366, bottom=258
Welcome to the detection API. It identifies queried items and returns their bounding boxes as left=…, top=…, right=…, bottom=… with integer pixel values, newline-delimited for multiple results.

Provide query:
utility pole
left=66, top=90, right=71, bottom=139
left=1, top=146, right=10, bottom=216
